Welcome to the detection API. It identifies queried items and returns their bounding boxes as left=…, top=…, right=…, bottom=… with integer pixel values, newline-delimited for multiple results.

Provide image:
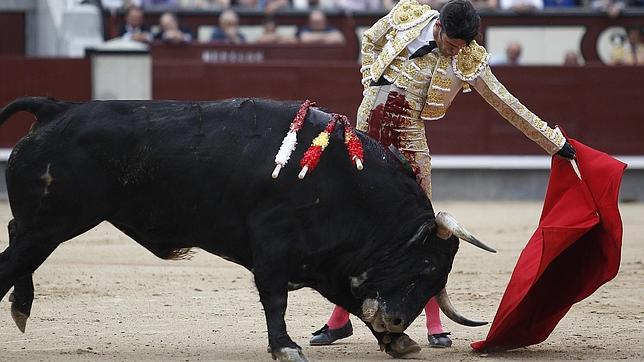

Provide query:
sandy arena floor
left=0, top=201, right=642, bottom=361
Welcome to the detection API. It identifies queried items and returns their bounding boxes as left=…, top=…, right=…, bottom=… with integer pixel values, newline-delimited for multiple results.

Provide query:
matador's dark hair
left=439, top=0, right=480, bottom=45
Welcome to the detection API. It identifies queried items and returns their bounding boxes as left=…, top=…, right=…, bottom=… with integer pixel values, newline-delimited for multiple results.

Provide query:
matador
left=310, top=0, right=575, bottom=356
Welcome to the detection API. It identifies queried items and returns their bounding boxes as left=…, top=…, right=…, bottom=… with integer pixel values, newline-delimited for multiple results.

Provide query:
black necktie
left=409, top=40, right=437, bottom=59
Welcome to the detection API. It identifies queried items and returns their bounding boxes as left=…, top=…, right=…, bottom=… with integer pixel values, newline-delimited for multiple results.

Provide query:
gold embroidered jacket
left=359, top=0, right=566, bottom=155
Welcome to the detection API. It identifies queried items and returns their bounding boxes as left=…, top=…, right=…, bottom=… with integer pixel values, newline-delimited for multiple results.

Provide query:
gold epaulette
left=452, top=40, right=489, bottom=82
left=389, top=0, right=434, bottom=31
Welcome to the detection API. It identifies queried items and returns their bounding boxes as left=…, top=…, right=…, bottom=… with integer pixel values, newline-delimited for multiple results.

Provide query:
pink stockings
left=326, top=297, right=444, bottom=334
left=424, top=296, right=444, bottom=335
left=326, top=305, right=351, bottom=329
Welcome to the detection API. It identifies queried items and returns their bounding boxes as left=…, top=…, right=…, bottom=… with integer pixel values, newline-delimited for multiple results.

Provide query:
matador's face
left=433, top=21, right=467, bottom=57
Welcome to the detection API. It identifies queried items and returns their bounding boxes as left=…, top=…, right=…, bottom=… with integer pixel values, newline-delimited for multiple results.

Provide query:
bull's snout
left=361, top=298, right=379, bottom=323
left=383, top=314, right=406, bottom=333
left=362, top=299, right=408, bottom=333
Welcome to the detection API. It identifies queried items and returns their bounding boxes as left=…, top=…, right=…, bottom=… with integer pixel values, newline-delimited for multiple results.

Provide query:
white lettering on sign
left=201, top=50, right=265, bottom=64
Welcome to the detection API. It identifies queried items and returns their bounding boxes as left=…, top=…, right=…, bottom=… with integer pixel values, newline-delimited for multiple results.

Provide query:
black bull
left=0, top=97, right=490, bottom=360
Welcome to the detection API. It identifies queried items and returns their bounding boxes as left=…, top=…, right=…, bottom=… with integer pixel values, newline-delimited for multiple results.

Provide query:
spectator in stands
left=505, top=41, right=522, bottom=65
left=262, top=0, right=292, bottom=13
left=119, top=6, right=153, bottom=43
left=383, top=0, right=399, bottom=9
left=563, top=51, right=581, bottom=66
left=592, top=0, right=624, bottom=18
left=233, top=0, right=259, bottom=8
left=103, top=0, right=127, bottom=9
left=499, top=0, right=542, bottom=12
left=298, top=9, right=345, bottom=44
left=180, top=0, right=231, bottom=8
left=610, top=26, right=644, bottom=65
left=543, top=0, right=579, bottom=7
left=293, top=0, right=338, bottom=10
left=418, top=0, right=452, bottom=9
left=155, top=12, right=193, bottom=43
left=211, top=9, right=246, bottom=43
left=141, top=0, right=179, bottom=6
left=120, top=0, right=177, bottom=6
left=469, top=0, right=499, bottom=9
left=385, top=0, right=451, bottom=10
left=337, top=0, right=382, bottom=12
left=427, top=0, right=450, bottom=8
left=255, top=17, right=297, bottom=43
left=490, top=41, right=522, bottom=65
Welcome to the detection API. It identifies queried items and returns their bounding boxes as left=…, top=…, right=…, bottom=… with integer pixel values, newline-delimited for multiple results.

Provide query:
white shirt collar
left=407, top=18, right=437, bottom=55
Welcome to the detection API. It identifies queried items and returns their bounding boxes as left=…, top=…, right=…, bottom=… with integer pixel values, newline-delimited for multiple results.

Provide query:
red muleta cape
left=471, top=139, right=627, bottom=352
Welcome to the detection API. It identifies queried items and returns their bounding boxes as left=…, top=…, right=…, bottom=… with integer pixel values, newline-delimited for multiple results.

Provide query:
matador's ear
left=406, top=222, right=432, bottom=247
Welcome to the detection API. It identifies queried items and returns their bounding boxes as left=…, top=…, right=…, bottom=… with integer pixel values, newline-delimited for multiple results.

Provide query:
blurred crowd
left=105, top=0, right=644, bottom=13
left=117, top=5, right=347, bottom=44
left=110, top=0, right=644, bottom=65
left=488, top=26, right=644, bottom=66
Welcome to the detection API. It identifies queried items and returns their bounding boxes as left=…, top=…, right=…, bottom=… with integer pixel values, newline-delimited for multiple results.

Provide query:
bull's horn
left=435, top=211, right=496, bottom=253
left=436, top=287, right=487, bottom=327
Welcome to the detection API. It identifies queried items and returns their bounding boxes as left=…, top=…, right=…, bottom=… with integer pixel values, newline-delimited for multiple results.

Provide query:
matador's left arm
left=453, top=42, right=568, bottom=156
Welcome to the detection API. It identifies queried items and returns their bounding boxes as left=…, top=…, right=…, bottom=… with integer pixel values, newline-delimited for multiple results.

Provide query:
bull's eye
left=421, top=265, right=437, bottom=277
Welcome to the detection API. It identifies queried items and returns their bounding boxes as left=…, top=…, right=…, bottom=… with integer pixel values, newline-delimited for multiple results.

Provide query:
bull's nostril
left=393, top=318, right=403, bottom=326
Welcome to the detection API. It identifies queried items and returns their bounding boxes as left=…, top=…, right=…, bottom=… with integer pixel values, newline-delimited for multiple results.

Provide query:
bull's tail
left=0, top=97, right=72, bottom=127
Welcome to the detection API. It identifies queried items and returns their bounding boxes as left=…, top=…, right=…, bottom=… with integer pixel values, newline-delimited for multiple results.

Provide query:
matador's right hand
left=556, top=141, right=576, bottom=160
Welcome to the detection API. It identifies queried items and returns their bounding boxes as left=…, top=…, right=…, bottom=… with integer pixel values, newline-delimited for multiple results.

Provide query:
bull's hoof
left=383, top=334, right=421, bottom=358
left=270, top=347, right=308, bottom=362
left=8, top=293, right=29, bottom=333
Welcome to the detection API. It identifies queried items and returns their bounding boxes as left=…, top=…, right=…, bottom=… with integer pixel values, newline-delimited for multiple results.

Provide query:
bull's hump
left=307, top=107, right=333, bottom=127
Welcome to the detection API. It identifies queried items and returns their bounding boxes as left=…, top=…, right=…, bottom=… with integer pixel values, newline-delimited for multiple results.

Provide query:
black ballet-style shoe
left=428, top=332, right=452, bottom=348
left=309, top=321, right=353, bottom=345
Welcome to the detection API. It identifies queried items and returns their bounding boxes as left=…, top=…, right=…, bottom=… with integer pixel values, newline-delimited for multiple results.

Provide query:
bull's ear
left=406, top=222, right=432, bottom=247
left=427, top=219, right=437, bottom=235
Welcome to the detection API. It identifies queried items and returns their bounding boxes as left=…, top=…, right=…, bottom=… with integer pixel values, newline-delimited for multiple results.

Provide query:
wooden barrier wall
left=0, top=13, right=25, bottom=55
left=436, top=66, right=643, bottom=155
left=153, top=59, right=644, bottom=155
left=0, top=56, right=642, bottom=155
left=0, top=57, right=91, bottom=147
